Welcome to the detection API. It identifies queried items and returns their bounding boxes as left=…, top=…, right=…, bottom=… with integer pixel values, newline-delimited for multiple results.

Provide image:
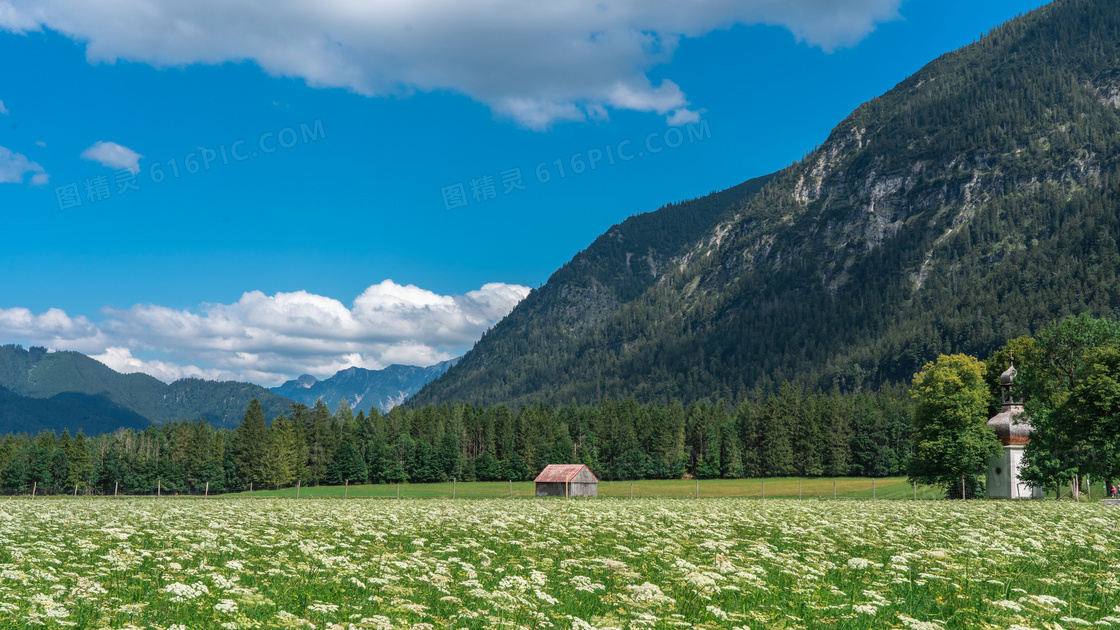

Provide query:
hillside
left=0, top=385, right=150, bottom=436
left=407, top=173, right=775, bottom=406
left=410, top=0, right=1120, bottom=407
left=271, top=359, right=458, bottom=413
left=0, top=345, right=294, bottom=430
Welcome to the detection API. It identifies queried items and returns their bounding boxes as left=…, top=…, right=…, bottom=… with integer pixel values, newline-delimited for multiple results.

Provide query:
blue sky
left=0, top=0, right=1048, bottom=385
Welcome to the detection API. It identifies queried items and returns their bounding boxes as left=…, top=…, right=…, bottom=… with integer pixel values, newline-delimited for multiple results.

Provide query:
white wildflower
left=847, top=558, right=875, bottom=570
left=706, top=605, right=729, bottom=619
left=990, top=600, right=1022, bottom=611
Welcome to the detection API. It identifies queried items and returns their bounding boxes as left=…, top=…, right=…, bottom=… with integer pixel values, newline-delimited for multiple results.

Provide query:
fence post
left=249, top=482, right=252, bottom=499
left=913, top=481, right=916, bottom=500
left=630, top=481, right=633, bottom=500
left=158, top=479, right=161, bottom=497
left=32, top=482, right=36, bottom=498
left=296, top=480, right=300, bottom=499
left=509, top=480, right=512, bottom=498
left=74, top=484, right=79, bottom=497
left=833, top=479, right=837, bottom=499
left=205, top=481, right=209, bottom=498
left=114, top=481, right=118, bottom=498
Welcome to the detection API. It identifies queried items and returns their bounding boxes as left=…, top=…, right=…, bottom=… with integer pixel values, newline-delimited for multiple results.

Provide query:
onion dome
left=999, top=363, right=1017, bottom=387
left=986, top=408, right=1031, bottom=445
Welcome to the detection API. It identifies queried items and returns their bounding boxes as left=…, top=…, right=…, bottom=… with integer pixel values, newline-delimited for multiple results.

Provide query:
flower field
left=0, top=498, right=1117, bottom=629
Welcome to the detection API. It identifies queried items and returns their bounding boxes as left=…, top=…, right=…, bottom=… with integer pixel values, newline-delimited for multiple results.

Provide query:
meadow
left=242, top=477, right=945, bottom=500
left=0, top=497, right=1117, bottom=629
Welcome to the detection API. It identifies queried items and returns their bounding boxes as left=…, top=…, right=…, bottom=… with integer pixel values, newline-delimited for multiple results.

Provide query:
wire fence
left=0, top=481, right=249, bottom=498
left=0, top=477, right=963, bottom=500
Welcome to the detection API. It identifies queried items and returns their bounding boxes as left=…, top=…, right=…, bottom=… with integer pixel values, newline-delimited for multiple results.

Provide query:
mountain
left=0, top=385, right=150, bottom=436
left=410, top=0, right=1120, bottom=408
left=272, top=359, right=458, bottom=413
left=0, top=345, right=295, bottom=430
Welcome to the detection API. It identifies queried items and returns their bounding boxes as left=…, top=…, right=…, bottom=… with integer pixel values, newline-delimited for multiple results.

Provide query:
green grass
left=241, top=477, right=946, bottom=500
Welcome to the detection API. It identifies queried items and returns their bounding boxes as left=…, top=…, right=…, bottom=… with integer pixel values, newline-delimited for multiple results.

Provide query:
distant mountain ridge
left=0, top=344, right=295, bottom=432
left=410, top=0, right=1120, bottom=407
left=0, top=384, right=151, bottom=436
left=271, top=359, right=458, bottom=413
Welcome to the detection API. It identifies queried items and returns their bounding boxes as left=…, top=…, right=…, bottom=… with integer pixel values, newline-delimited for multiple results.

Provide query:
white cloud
left=0, top=307, right=106, bottom=351
left=0, top=100, right=8, bottom=115
left=0, top=280, right=530, bottom=386
left=91, top=347, right=228, bottom=383
left=0, top=145, right=48, bottom=185
left=80, top=141, right=143, bottom=173
left=666, top=109, right=702, bottom=126
left=0, top=0, right=902, bottom=129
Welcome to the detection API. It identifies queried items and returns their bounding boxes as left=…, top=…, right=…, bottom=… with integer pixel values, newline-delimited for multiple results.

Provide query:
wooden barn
left=534, top=464, right=599, bottom=497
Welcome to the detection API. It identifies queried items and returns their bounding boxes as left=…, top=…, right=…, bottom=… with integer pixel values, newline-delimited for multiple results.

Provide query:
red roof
left=533, top=464, right=599, bottom=483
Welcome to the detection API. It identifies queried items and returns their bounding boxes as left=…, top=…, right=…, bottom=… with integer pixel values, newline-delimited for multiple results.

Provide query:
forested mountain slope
left=408, top=172, right=775, bottom=406
left=0, top=345, right=294, bottom=429
left=412, top=0, right=1120, bottom=407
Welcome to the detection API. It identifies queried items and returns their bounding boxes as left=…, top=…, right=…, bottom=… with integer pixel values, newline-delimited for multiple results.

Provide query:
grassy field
left=0, top=497, right=1117, bottom=629
left=241, top=477, right=947, bottom=500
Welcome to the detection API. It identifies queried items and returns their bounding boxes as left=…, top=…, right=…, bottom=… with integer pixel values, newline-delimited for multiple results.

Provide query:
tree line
left=0, top=385, right=913, bottom=494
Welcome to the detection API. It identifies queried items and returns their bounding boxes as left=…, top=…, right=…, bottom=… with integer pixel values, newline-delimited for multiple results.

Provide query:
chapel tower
left=985, top=359, right=1043, bottom=498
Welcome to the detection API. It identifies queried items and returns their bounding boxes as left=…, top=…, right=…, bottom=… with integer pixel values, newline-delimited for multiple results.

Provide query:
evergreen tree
left=234, top=398, right=269, bottom=487
left=548, top=422, right=575, bottom=466
left=384, top=434, right=412, bottom=483
left=50, top=448, right=69, bottom=493
left=28, top=443, right=53, bottom=490
left=759, top=392, right=795, bottom=477
left=438, top=431, right=462, bottom=481
left=1, top=444, right=30, bottom=491
left=474, top=450, right=500, bottom=481
left=262, top=413, right=298, bottom=488
left=304, top=401, right=337, bottom=484
left=821, top=391, right=852, bottom=477
left=326, top=440, right=367, bottom=485
left=736, top=396, right=762, bottom=478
